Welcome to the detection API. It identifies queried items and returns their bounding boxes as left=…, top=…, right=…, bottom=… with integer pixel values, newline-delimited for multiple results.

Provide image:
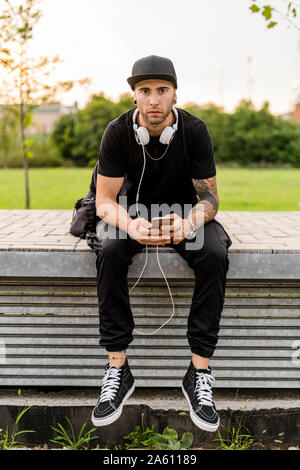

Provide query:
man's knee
left=192, top=240, right=228, bottom=270
left=209, top=242, right=228, bottom=263
left=96, top=238, right=135, bottom=266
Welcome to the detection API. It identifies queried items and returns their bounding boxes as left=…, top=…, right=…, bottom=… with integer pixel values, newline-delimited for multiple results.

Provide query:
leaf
left=50, top=425, right=61, bottom=434
left=14, top=406, right=31, bottom=427
left=55, top=423, right=72, bottom=444
left=262, top=6, right=273, bottom=20
left=162, top=427, right=178, bottom=441
left=150, top=437, right=166, bottom=450
left=77, top=422, right=87, bottom=441
left=14, top=429, right=35, bottom=437
left=249, top=5, right=260, bottom=13
left=151, top=434, right=168, bottom=444
left=151, top=433, right=171, bottom=450
left=140, top=438, right=152, bottom=446
left=267, top=21, right=277, bottom=28
left=50, top=435, right=66, bottom=441
left=181, top=432, right=194, bottom=449
left=168, top=438, right=181, bottom=450
left=65, top=417, right=75, bottom=442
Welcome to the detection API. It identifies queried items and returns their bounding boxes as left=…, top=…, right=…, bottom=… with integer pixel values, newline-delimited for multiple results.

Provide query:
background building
left=0, top=102, right=77, bottom=135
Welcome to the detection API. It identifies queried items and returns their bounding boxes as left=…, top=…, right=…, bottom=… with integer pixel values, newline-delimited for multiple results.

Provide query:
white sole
left=91, top=384, right=135, bottom=427
left=181, top=384, right=220, bottom=433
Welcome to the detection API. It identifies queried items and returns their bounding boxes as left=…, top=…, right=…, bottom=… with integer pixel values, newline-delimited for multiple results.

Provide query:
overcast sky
left=27, top=0, right=300, bottom=114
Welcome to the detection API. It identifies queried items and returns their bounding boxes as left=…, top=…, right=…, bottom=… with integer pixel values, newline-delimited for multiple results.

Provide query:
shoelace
left=195, top=372, right=215, bottom=407
left=99, top=366, right=122, bottom=403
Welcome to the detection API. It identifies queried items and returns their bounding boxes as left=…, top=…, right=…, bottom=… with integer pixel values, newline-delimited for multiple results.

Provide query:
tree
left=51, top=92, right=134, bottom=167
left=0, top=0, right=90, bottom=208
left=249, top=0, right=299, bottom=30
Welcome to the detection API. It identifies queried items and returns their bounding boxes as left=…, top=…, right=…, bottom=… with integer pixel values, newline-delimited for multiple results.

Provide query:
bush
left=26, top=134, right=64, bottom=167
left=184, top=100, right=300, bottom=167
left=0, top=132, right=64, bottom=168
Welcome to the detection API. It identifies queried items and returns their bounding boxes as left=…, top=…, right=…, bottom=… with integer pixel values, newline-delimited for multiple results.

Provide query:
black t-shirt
left=97, top=108, right=216, bottom=219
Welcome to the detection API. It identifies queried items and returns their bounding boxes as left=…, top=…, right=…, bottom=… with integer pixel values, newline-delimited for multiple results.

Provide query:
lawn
left=0, top=167, right=299, bottom=211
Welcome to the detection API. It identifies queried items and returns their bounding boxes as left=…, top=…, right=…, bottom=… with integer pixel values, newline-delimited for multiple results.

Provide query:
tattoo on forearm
left=192, top=179, right=210, bottom=194
left=191, top=177, right=219, bottom=226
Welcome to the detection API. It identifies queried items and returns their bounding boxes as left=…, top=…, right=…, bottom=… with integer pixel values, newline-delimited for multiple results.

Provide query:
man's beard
left=140, top=103, right=174, bottom=127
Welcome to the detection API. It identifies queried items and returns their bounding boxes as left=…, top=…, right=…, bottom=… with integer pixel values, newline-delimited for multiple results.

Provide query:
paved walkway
left=0, top=210, right=299, bottom=253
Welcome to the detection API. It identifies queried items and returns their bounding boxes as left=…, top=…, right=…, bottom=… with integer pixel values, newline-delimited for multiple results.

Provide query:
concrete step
left=0, top=388, right=300, bottom=449
left=1, top=387, right=300, bottom=410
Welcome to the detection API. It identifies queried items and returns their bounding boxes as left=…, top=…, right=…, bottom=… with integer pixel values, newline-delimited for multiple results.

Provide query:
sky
left=26, top=0, right=300, bottom=115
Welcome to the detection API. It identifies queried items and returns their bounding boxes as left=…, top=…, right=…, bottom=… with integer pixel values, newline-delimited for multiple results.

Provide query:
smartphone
left=151, top=215, right=173, bottom=229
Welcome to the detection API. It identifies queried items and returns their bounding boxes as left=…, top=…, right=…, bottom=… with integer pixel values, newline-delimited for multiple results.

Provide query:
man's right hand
left=128, top=217, right=171, bottom=246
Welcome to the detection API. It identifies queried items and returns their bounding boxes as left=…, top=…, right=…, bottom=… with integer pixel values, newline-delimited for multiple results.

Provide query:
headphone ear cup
left=136, top=126, right=150, bottom=145
left=159, top=126, right=175, bottom=145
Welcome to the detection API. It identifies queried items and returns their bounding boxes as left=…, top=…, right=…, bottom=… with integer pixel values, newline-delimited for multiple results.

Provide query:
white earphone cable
left=131, top=143, right=175, bottom=335
left=130, top=245, right=175, bottom=335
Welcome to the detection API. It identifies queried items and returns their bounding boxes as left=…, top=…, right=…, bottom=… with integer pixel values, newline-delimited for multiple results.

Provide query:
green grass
left=0, top=167, right=299, bottom=211
left=0, top=168, right=93, bottom=210
left=217, top=167, right=300, bottom=211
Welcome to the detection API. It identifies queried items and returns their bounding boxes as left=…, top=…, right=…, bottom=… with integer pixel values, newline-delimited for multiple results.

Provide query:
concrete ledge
left=1, top=251, right=300, bottom=279
left=1, top=387, right=300, bottom=410
left=0, top=210, right=300, bottom=280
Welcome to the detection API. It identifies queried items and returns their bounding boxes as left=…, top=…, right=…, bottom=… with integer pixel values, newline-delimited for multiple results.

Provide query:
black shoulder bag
left=69, top=163, right=102, bottom=252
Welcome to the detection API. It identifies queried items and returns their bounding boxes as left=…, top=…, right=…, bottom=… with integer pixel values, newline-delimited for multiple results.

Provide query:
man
left=92, top=55, right=232, bottom=432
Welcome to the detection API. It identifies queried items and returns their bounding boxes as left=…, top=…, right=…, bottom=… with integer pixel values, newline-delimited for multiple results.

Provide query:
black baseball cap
left=127, top=55, right=178, bottom=90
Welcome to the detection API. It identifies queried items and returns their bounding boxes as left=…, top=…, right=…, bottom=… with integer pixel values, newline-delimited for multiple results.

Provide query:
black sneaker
left=182, top=361, right=219, bottom=432
left=91, top=359, right=135, bottom=426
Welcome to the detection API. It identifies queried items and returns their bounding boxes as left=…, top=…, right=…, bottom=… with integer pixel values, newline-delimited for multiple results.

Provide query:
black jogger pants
left=95, top=219, right=232, bottom=358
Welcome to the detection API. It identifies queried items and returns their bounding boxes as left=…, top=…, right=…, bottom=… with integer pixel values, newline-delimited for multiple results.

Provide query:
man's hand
left=128, top=217, right=172, bottom=245
left=161, top=213, right=191, bottom=245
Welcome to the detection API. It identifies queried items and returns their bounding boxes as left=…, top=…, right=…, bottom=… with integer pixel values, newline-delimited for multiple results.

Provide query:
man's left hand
left=161, top=213, right=192, bottom=244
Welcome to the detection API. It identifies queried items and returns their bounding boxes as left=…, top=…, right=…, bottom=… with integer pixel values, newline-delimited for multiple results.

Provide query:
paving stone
left=235, top=235, right=259, bottom=243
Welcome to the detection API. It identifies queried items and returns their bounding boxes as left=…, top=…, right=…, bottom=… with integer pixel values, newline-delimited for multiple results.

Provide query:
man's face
left=134, top=79, right=177, bottom=127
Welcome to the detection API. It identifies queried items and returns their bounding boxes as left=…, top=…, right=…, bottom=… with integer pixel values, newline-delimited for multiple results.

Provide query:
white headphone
left=132, top=107, right=178, bottom=146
